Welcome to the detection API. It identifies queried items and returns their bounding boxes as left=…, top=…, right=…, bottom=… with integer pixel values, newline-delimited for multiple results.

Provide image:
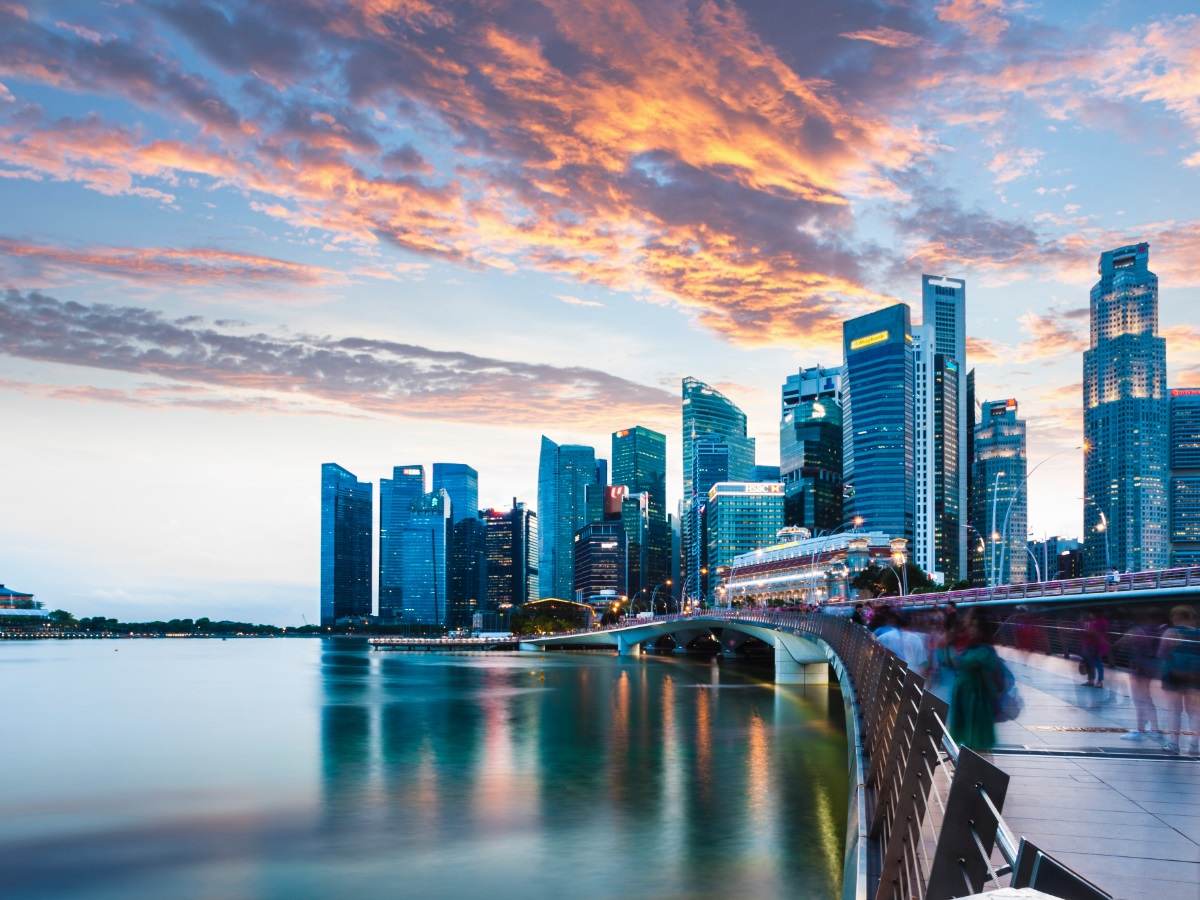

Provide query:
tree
left=851, top=563, right=935, bottom=598
left=48, top=609, right=77, bottom=627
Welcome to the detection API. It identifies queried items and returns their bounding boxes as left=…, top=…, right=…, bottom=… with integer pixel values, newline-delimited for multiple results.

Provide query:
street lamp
left=650, top=579, right=672, bottom=616
left=806, top=517, right=866, bottom=605
left=1096, top=511, right=1111, bottom=572
left=996, top=445, right=1082, bottom=586
left=988, top=471, right=1007, bottom=587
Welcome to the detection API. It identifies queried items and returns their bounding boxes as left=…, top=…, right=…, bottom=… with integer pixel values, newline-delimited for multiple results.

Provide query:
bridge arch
left=519, top=615, right=831, bottom=684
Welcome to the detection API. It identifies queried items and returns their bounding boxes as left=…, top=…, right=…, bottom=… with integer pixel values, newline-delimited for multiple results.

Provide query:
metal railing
left=531, top=609, right=1112, bottom=899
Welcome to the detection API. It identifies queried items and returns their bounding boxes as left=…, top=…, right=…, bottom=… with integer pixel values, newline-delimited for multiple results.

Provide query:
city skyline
left=3, top=1, right=1200, bottom=623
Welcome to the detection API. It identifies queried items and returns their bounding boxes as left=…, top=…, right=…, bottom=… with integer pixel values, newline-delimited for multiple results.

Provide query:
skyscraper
left=1083, top=243, right=1169, bottom=574
left=482, top=500, right=539, bottom=610
left=432, top=463, right=479, bottom=524
left=378, top=466, right=425, bottom=619
left=1169, top=389, right=1200, bottom=565
left=320, top=463, right=372, bottom=626
left=573, top=522, right=628, bottom=602
left=971, top=399, right=1027, bottom=586
left=612, top=426, right=670, bottom=591
left=685, top=433, right=733, bottom=603
left=704, top=482, right=785, bottom=603
left=914, top=324, right=937, bottom=576
left=400, top=489, right=451, bottom=624
left=538, top=436, right=601, bottom=599
left=779, top=365, right=843, bottom=533
left=966, top=369, right=983, bottom=585
left=842, top=304, right=915, bottom=545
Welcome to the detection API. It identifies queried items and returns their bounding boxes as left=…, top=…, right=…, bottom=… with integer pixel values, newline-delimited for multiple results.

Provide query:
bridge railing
left=562, top=608, right=1110, bottom=899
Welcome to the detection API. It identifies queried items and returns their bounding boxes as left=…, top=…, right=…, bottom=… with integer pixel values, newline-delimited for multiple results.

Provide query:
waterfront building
left=482, top=500, right=539, bottom=611
left=432, top=463, right=479, bottom=524
left=538, top=437, right=602, bottom=598
left=1026, top=536, right=1082, bottom=582
left=913, top=325, right=937, bottom=578
left=722, top=529, right=897, bottom=605
left=780, top=365, right=843, bottom=534
left=971, top=400, right=1028, bottom=586
left=400, top=490, right=451, bottom=624
left=620, top=490, right=650, bottom=600
left=966, top=369, right=983, bottom=585
left=1170, top=389, right=1200, bottom=565
left=1083, top=243, right=1169, bottom=574
left=703, top=481, right=785, bottom=603
left=922, top=274, right=968, bottom=580
left=684, top=433, right=734, bottom=603
left=378, top=465, right=426, bottom=620
left=842, top=304, right=915, bottom=544
left=320, top=463, right=372, bottom=626
left=573, top=522, right=627, bottom=603
left=612, top=426, right=670, bottom=591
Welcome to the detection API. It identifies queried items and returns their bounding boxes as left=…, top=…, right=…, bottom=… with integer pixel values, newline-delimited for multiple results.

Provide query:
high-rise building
left=914, top=325, right=937, bottom=577
left=843, top=304, right=915, bottom=544
left=538, top=437, right=601, bottom=599
left=966, top=369, right=983, bottom=585
left=685, top=433, right=734, bottom=603
left=482, top=500, right=539, bottom=610
left=432, top=463, right=479, bottom=524
left=704, top=482, right=785, bottom=603
left=1169, top=389, right=1200, bottom=565
left=923, top=274, right=968, bottom=579
left=618, top=491, right=650, bottom=599
left=378, top=466, right=425, bottom=619
left=320, top=463, right=372, bottom=626
left=1026, top=536, right=1082, bottom=582
left=400, top=489, right=451, bottom=624
left=971, top=399, right=1027, bottom=586
left=780, top=365, right=843, bottom=533
left=573, top=522, right=627, bottom=602
left=754, top=464, right=781, bottom=481
left=612, top=426, right=670, bottom=590
left=1083, top=243, right=1169, bottom=574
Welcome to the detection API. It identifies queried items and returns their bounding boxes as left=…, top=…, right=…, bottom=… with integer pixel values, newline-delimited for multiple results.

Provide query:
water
left=2, top=639, right=849, bottom=899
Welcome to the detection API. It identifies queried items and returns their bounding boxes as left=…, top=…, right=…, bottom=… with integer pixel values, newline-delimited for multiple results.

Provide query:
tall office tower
left=754, top=464, right=782, bottom=481
left=704, top=482, right=785, bottom=603
left=482, top=500, right=539, bottom=610
left=842, top=304, right=915, bottom=544
left=922, top=275, right=968, bottom=578
left=538, top=436, right=601, bottom=599
left=400, top=489, right=451, bottom=624
left=612, top=426, right=670, bottom=589
left=685, top=434, right=733, bottom=603
left=320, top=463, right=373, bottom=626
left=432, top=463, right=478, bottom=524
left=780, top=365, right=844, bottom=533
left=966, top=369, right=983, bottom=585
left=378, top=466, right=426, bottom=619
left=681, top=378, right=756, bottom=604
left=1169, top=389, right=1200, bottom=565
left=971, top=399, right=1028, bottom=586
left=1083, top=243, right=1169, bottom=574
left=573, top=522, right=628, bottom=602
left=913, top=325, right=937, bottom=577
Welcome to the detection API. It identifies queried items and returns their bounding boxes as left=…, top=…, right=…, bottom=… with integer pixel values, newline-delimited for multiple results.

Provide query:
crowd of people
left=849, top=600, right=1200, bottom=755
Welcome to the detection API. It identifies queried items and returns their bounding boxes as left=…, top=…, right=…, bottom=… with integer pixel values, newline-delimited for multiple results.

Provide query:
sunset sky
left=2, top=0, right=1199, bottom=623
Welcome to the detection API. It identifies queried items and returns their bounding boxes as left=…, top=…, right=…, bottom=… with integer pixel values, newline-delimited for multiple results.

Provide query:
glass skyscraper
left=432, top=463, right=479, bottom=524
left=1170, top=389, right=1200, bottom=565
left=538, top=436, right=601, bottom=599
left=378, top=465, right=425, bottom=620
left=779, top=365, right=843, bottom=533
left=612, top=426, right=670, bottom=592
left=842, top=304, right=915, bottom=545
left=400, top=489, right=451, bottom=624
left=1083, top=243, right=1169, bottom=574
left=704, top=482, right=785, bottom=603
left=320, top=463, right=372, bottom=626
left=971, top=399, right=1027, bottom=586
left=572, top=522, right=628, bottom=602
left=482, top=500, right=539, bottom=610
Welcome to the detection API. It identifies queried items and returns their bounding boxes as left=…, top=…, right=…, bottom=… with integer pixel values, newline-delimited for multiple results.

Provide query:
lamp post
left=997, top=446, right=1081, bottom=586
left=988, top=471, right=1007, bottom=587
left=649, top=579, right=672, bottom=616
left=1096, top=511, right=1111, bottom=573
left=806, top=516, right=864, bottom=604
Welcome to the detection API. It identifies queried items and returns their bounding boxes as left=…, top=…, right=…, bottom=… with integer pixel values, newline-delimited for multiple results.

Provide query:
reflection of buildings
left=320, top=463, right=373, bottom=626
left=724, top=530, right=897, bottom=604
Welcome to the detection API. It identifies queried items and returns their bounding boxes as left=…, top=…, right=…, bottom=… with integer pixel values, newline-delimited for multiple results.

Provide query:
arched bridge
left=518, top=610, right=832, bottom=684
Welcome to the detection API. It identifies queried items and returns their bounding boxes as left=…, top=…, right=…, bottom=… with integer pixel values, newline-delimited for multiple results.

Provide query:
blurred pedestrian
left=875, top=607, right=931, bottom=677
left=949, top=610, right=1005, bottom=753
left=1160, top=606, right=1200, bottom=755
left=1114, top=611, right=1162, bottom=741
left=1079, top=609, right=1110, bottom=688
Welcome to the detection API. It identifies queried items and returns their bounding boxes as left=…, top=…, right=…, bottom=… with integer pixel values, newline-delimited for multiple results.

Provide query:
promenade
left=980, top=650, right=1199, bottom=900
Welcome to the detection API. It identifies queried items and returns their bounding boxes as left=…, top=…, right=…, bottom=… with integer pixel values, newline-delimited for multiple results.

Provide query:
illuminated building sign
left=401, top=467, right=422, bottom=475
left=1172, top=389, right=1200, bottom=397
left=849, top=330, right=889, bottom=351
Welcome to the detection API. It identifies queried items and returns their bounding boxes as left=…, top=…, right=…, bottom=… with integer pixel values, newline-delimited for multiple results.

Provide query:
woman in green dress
left=948, top=611, right=1005, bottom=753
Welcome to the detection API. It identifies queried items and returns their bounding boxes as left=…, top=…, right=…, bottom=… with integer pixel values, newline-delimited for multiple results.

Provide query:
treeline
left=49, top=610, right=303, bottom=635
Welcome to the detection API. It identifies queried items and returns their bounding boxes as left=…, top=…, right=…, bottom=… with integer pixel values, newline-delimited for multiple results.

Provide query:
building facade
left=399, top=489, right=451, bottom=624
left=1026, top=536, right=1083, bottom=582
left=432, top=463, right=479, bottom=525
left=482, top=500, right=539, bottom=611
left=1170, top=389, right=1200, bottom=565
left=320, top=463, right=372, bottom=626
left=611, top=426, right=670, bottom=592
left=780, top=365, right=843, bottom=534
left=378, top=465, right=426, bottom=620
left=971, top=399, right=1028, bottom=586
left=538, top=437, right=602, bottom=599
left=1083, top=243, right=1169, bottom=574
left=573, top=522, right=628, bottom=602
left=914, top=324, right=937, bottom=577
left=703, top=481, right=785, bottom=603
left=842, top=304, right=915, bottom=545
left=966, top=369, right=983, bottom=584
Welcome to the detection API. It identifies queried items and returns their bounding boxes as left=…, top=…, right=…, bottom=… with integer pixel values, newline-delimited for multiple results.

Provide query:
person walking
left=1114, top=611, right=1162, bottom=741
left=1079, top=609, right=1110, bottom=688
left=1159, top=606, right=1200, bottom=755
left=949, top=611, right=1005, bottom=753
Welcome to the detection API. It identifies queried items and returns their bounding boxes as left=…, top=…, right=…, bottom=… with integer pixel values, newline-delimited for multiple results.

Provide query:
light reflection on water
left=2, top=639, right=848, bottom=899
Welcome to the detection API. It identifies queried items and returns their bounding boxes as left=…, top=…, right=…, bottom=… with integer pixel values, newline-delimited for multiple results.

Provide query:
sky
left=1, top=0, right=1199, bottom=624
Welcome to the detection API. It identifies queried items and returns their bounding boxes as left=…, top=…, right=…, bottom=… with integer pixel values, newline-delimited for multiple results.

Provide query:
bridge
left=521, top=609, right=1150, bottom=900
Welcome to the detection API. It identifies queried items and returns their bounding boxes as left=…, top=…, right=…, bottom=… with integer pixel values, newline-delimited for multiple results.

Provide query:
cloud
left=556, top=294, right=604, bottom=308
left=1016, top=308, right=1087, bottom=360
left=840, top=27, right=922, bottom=49
left=935, top=0, right=1015, bottom=44
left=988, top=147, right=1042, bottom=185
left=966, top=335, right=1006, bottom=364
left=0, top=290, right=675, bottom=428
